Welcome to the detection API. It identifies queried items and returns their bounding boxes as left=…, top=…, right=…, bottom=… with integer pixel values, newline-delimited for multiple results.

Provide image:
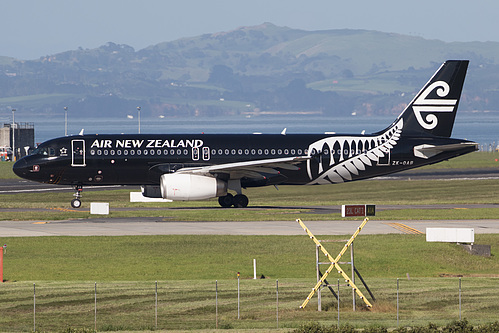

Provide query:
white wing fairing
left=178, top=156, right=308, bottom=178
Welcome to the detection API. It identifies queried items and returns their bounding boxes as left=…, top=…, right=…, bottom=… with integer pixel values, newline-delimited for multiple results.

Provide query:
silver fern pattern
left=307, top=119, right=403, bottom=184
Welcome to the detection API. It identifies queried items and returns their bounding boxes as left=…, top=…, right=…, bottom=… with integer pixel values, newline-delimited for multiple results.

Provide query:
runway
left=2, top=218, right=499, bottom=237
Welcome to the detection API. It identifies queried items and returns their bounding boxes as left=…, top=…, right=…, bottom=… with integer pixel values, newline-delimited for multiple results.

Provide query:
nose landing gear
left=71, top=185, right=83, bottom=208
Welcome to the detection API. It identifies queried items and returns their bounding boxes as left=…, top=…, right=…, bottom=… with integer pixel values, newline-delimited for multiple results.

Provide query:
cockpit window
left=31, top=147, right=56, bottom=157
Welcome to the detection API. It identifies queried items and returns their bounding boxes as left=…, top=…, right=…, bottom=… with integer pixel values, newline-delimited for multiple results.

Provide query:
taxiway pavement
left=2, top=218, right=499, bottom=237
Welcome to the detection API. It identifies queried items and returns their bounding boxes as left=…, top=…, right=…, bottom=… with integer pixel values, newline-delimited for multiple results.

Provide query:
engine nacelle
left=160, top=173, right=227, bottom=201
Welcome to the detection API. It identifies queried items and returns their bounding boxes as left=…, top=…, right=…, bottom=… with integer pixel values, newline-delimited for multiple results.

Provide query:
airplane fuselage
left=14, top=133, right=476, bottom=187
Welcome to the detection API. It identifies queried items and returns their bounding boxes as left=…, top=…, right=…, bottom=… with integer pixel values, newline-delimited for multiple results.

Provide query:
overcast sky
left=2, top=0, right=498, bottom=60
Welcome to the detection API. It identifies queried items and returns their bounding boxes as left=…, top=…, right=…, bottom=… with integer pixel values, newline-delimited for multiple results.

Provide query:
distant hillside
left=1, top=22, right=499, bottom=119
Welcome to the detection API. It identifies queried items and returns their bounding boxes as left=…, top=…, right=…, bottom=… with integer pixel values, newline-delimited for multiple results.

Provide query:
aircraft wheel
left=71, top=198, right=82, bottom=209
left=218, top=193, right=234, bottom=208
left=233, top=194, right=249, bottom=208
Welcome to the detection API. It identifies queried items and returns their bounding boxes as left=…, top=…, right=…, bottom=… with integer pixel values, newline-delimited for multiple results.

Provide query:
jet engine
left=160, top=173, right=227, bottom=201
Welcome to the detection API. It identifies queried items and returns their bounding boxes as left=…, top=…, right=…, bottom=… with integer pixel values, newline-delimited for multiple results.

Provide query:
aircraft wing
left=176, top=156, right=310, bottom=179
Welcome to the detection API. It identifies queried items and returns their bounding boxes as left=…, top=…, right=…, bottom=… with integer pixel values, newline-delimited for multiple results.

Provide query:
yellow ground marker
left=48, top=207, right=81, bottom=213
left=385, top=222, right=423, bottom=235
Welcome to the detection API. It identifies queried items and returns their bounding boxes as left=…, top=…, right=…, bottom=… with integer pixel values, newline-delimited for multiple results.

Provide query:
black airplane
left=13, top=60, right=477, bottom=208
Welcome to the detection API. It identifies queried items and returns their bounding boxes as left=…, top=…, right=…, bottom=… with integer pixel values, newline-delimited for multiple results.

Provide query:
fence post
left=397, top=278, right=399, bottom=327
left=459, top=277, right=462, bottom=320
left=33, top=283, right=36, bottom=332
left=276, top=279, right=279, bottom=329
left=237, top=272, right=240, bottom=319
left=94, top=282, right=97, bottom=332
left=215, top=280, right=218, bottom=329
left=0, top=245, right=3, bottom=283
left=337, top=279, right=340, bottom=329
left=155, top=281, right=158, bottom=330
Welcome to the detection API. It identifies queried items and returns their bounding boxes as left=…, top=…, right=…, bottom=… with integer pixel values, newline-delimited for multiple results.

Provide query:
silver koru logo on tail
left=413, top=81, right=457, bottom=130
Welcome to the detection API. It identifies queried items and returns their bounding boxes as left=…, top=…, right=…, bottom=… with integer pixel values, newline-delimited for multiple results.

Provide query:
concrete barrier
left=90, top=202, right=109, bottom=215
left=426, top=228, right=474, bottom=244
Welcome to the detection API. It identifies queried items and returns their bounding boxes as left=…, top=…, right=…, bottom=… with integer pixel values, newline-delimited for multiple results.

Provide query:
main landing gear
left=218, top=193, right=249, bottom=208
left=71, top=185, right=83, bottom=208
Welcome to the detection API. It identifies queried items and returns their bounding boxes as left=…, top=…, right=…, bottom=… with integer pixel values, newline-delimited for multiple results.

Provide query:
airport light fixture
left=11, top=108, right=15, bottom=161
left=64, top=107, right=68, bottom=136
left=137, top=106, right=141, bottom=134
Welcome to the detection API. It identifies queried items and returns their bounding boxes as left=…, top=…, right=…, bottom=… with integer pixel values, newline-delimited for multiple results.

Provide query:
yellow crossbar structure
left=297, top=218, right=372, bottom=309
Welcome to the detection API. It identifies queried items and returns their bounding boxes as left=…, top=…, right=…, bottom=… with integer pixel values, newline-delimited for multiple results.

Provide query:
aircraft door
left=71, top=139, right=86, bottom=167
left=202, top=147, right=210, bottom=161
left=377, top=149, right=391, bottom=166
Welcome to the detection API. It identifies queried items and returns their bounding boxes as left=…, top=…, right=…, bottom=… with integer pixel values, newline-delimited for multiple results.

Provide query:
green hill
left=2, top=23, right=499, bottom=118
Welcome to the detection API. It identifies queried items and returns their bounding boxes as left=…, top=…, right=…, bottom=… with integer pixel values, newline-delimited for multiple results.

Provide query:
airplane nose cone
left=13, top=158, right=28, bottom=178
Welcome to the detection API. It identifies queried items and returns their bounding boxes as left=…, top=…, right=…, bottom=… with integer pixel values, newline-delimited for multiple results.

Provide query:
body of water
left=8, top=113, right=499, bottom=149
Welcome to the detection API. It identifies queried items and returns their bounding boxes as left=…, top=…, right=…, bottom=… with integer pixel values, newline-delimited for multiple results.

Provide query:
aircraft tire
left=71, top=198, right=82, bottom=209
left=218, top=193, right=234, bottom=208
left=233, top=194, right=249, bottom=208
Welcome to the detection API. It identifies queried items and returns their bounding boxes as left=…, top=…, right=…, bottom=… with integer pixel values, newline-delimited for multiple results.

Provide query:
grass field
left=1, top=234, right=499, bottom=331
left=2, top=175, right=499, bottom=221
left=2, top=278, right=499, bottom=332
left=4, top=234, right=499, bottom=281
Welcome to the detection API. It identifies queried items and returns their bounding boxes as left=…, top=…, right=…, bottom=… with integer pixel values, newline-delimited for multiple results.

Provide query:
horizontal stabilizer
left=413, top=142, right=478, bottom=159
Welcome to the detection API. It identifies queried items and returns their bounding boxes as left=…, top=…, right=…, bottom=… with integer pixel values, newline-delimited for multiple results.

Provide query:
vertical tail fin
left=384, top=60, right=469, bottom=138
